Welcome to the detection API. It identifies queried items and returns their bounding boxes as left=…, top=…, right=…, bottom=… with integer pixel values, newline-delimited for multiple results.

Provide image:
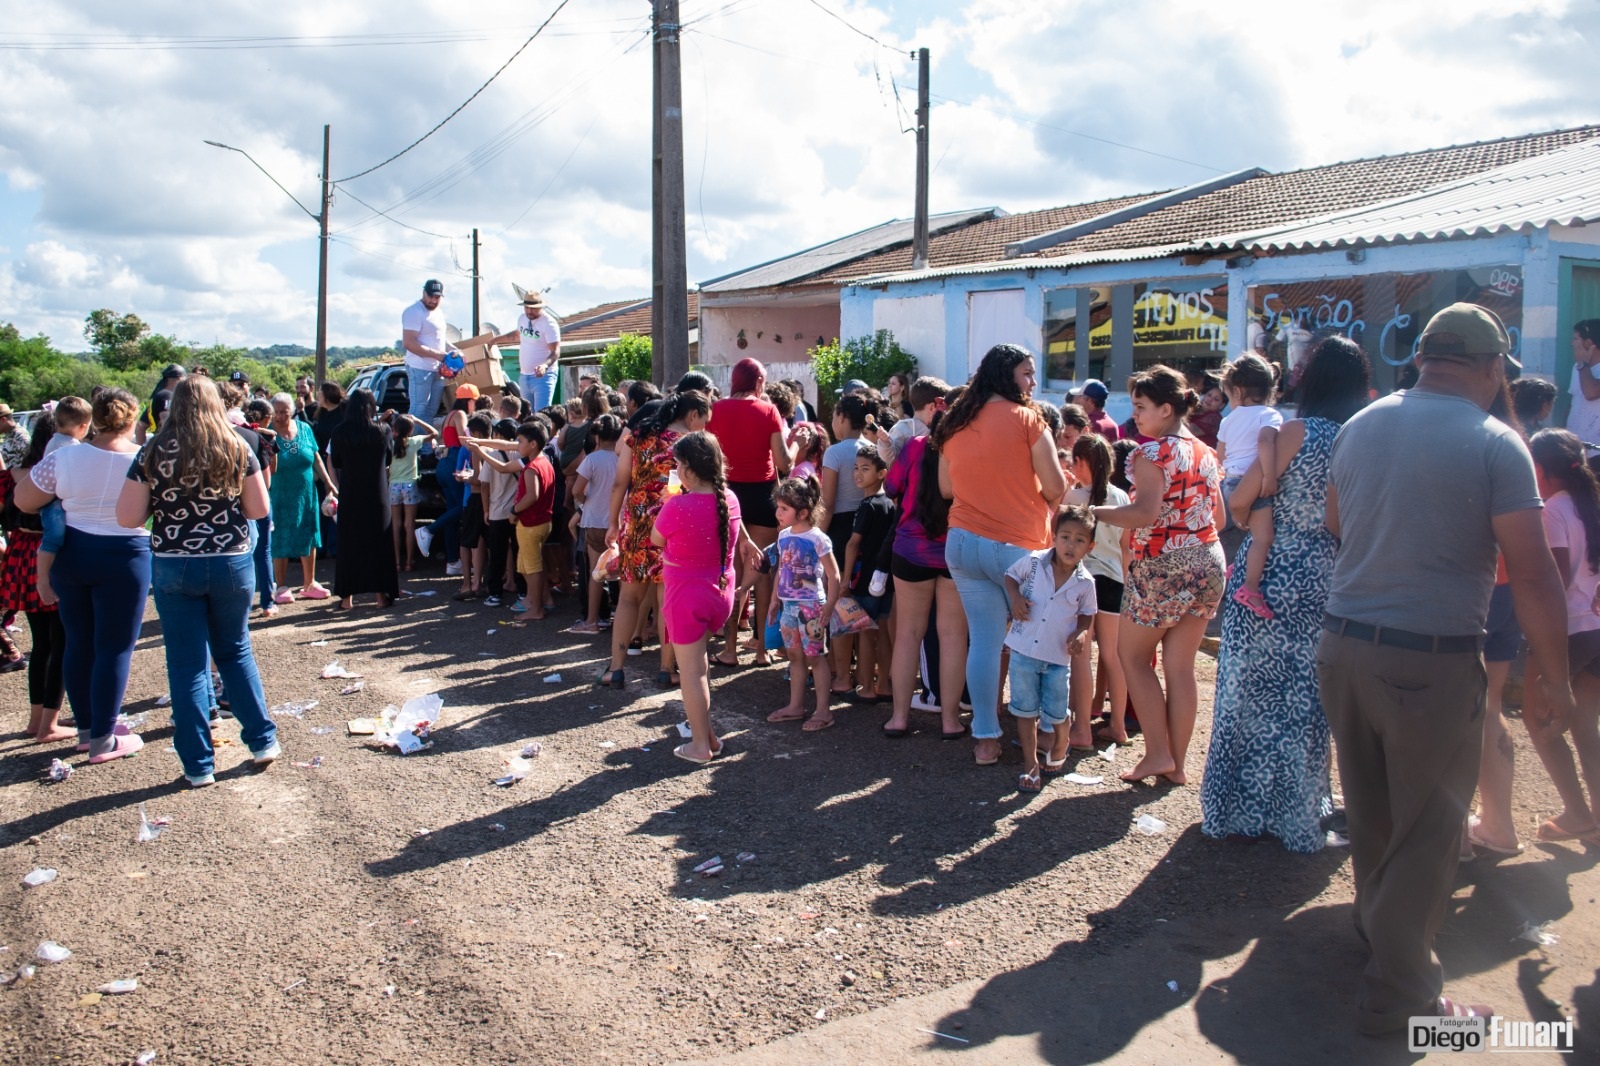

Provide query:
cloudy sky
left=1, top=0, right=1596, bottom=352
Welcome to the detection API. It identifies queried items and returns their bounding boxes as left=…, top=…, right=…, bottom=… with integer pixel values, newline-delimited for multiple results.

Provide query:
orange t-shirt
left=943, top=401, right=1051, bottom=550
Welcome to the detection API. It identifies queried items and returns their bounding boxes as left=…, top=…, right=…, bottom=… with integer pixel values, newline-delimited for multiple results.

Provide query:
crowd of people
left=4, top=305, right=1600, bottom=1037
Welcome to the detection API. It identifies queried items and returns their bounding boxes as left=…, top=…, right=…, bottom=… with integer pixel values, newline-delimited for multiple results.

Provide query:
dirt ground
left=1, top=567, right=1596, bottom=1065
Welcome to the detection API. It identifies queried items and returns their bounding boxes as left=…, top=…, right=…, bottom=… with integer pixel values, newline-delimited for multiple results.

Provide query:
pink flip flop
left=87, top=732, right=144, bottom=764
left=1232, top=586, right=1275, bottom=620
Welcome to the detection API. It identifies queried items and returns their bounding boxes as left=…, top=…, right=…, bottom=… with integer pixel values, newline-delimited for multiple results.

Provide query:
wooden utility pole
left=316, top=124, right=331, bottom=386
left=652, top=0, right=690, bottom=387
left=911, top=49, right=930, bottom=271
left=471, top=228, right=481, bottom=335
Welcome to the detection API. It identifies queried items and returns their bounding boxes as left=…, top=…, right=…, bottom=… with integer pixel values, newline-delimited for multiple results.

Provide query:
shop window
left=1045, top=278, right=1228, bottom=385
left=1247, top=266, right=1523, bottom=393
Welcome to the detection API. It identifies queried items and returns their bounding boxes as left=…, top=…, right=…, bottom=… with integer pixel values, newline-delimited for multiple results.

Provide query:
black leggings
left=27, top=610, right=66, bottom=710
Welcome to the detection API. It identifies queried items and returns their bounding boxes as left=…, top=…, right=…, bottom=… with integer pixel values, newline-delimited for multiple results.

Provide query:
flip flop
left=1536, top=818, right=1599, bottom=843
left=1040, top=754, right=1069, bottom=777
left=87, top=732, right=144, bottom=764
left=673, top=744, right=713, bottom=766
left=1466, top=819, right=1524, bottom=856
left=940, top=726, right=970, bottom=741
left=1017, top=767, right=1043, bottom=793
left=882, top=726, right=910, bottom=738
left=801, top=715, right=835, bottom=732
left=767, top=710, right=806, bottom=723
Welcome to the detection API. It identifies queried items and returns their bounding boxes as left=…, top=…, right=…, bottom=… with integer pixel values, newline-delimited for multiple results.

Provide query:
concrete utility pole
left=316, top=124, right=332, bottom=387
left=911, top=48, right=930, bottom=271
left=471, top=228, right=482, bottom=336
left=651, top=0, right=690, bottom=387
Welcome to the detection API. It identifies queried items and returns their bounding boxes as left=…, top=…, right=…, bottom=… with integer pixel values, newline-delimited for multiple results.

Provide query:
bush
left=808, top=330, right=917, bottom=404
left=600, top=333, right=653, bottom=387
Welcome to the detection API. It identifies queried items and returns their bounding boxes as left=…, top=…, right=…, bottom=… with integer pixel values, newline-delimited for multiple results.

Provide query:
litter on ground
left=1134, top=814, right=1167, bottom=836
left=269, top=700, right=318, bottom=719
left=22, top=868, right=58, bottom=887
left=320, top=661, right=361, bottom=679
left=34, top=942, right=72, bottom=963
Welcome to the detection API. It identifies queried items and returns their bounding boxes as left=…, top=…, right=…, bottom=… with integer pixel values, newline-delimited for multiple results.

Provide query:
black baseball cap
left=229, top=370, right=249, bottom=384
left=423, top=279, right=444, bottom=296
left=161, top=364, right=186, bottom=381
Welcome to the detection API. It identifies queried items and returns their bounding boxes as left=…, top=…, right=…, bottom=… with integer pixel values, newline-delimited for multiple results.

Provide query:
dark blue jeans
left=52, top=529, right=151, bottom=743
left=150, top=553, right=276, bottom=778
left=425, top=447, right=470, bottom=559
left=251, top=516, right=275, bottom=611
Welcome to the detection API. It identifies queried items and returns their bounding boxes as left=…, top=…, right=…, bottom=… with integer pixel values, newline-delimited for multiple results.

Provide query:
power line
left=928, top=93, right=1222, bottom=172
left=499, top=113, right=600, bottom=235
left=336, top=188, right=463, bottom=240
left=801, top=0, right=899, bottom=52
left=334, top=0, right=574, bottom=184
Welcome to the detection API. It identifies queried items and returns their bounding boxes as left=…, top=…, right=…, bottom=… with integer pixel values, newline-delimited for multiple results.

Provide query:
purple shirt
left=885, top=435, right=946, bottom=569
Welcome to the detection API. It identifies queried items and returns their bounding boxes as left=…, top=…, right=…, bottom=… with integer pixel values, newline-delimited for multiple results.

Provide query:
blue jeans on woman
left=424, top=446, right=471, bottom=559
left=52, top=528, right=151, bottom=743
left=945, top=526, right=1030, bottom=741
left=251, top=516, right=274, bottom=611
left=151, top=552, right=277, bottom=778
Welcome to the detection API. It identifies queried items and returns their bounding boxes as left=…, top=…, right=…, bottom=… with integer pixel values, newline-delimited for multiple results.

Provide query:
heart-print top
left=128, top=434, right=261, bottom=557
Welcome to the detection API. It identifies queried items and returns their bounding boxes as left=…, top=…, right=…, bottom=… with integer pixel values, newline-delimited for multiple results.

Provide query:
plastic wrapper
left=379, top=694, right=442, bottom=753
left=98, top=978, right=138, bottom=994
left=320, top=661, right=361, bottom=679
left=829, top=596, right=878, bottom=636
left=35, top=941, right=72, bottom=963
left=22, top=868, right=58, bottom=887
left=48, top=758, right=72, bottom=783
left=137, top=803, right=170, bottom=843
left=1134, top=814, right=1166, bottom=836
left=269, top=700, right=319, bottom=719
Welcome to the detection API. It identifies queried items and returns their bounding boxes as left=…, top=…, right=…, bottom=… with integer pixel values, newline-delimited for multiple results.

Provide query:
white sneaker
left=186, top=773, right=215, bottom=788
left=415, top=527, right=434, bottom=558
left=252, top=741, right=281, bottom=766
left=445, top=562, right=463, bottom=576
left=910, top=692, right=941, bottom=713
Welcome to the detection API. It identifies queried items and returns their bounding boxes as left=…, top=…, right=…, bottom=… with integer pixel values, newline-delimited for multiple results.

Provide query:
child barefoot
left=1215, top=356, right=1282, bottom=619
left=1524, top=429, right=1600, bottom=842
left=1005, top=505, right=1098, bottom=792
left=1231, top=423, right=1280, bottom=618
left=651, top=431, right=757, bottom=763
left=766, top=475, right=841, bottom=731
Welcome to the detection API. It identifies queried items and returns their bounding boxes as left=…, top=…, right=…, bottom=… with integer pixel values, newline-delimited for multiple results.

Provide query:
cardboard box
left=453, top=341, right=508, bottom=393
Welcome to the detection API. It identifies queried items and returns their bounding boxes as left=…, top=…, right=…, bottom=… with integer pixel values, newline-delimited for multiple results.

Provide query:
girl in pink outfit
left=652, top=431, right=754, bottom=765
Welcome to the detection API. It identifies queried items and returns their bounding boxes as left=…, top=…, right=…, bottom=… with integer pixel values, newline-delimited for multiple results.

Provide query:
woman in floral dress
left=598, top=390, right=710, bottom=686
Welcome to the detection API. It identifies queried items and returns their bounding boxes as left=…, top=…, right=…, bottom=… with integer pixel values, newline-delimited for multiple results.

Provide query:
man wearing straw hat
left=493, top=286, right=562, bottom=410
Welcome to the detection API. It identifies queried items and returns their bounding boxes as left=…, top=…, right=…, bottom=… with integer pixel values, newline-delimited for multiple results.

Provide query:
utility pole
left=911, top=48, right=930, bottom=271
left=316, top=124, right=332, bottom=387
left=652, top=0, right=690, bottom=387
left=471, top=227, right=481, bottom=336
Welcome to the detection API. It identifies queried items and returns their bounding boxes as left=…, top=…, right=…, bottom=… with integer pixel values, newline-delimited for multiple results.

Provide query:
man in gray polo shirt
left=1320, top=302, right=1574, bottom=1035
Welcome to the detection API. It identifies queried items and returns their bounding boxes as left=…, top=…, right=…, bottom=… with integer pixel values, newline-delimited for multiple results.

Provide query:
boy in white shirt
left=1004, top=505, right=1098, bottom=793
left=1215, top=355, right=1283, bottom=619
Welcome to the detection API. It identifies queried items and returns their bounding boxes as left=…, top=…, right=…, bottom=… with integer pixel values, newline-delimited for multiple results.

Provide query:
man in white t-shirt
left=1566, top=318, right=1600, bottom=457
left=492, top=290, right=561, bottom=410
left=401, top=279, right=453, bottom=421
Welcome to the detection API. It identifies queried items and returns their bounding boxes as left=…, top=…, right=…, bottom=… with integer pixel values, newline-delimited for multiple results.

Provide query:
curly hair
left=671, top=430, right=733, bottom=588
left=935, top=343, right=1032, bottom=444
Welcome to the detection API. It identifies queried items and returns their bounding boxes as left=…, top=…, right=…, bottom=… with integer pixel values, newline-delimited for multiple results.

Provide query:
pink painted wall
left=699, top=303, right=840, bottom=368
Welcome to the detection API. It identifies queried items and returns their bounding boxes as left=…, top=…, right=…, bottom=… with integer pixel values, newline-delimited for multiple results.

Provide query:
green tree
left=808, top=330, right=917, bottom=409
left=600, top=333, right=653, bottom=386
left=83, top=309, right=152, bottom=371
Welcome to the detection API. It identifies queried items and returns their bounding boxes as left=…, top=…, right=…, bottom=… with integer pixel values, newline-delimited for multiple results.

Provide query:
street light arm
left=203, top=140, right=322, bottom=223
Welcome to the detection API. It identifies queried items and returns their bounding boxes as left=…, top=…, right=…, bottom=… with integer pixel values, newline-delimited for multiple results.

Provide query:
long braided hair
left=670, top=430, right=733, bottom=588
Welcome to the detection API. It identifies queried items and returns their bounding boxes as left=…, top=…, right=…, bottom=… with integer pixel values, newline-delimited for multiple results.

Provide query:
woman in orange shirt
left=938, top=344, right=1068, bottom=766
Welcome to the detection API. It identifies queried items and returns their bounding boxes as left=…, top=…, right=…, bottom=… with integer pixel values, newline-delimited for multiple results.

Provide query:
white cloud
left=0, top=0, right=1595, bottom=354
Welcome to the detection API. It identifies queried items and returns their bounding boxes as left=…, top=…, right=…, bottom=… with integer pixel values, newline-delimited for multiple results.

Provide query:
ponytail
left=1531, top=428, right=1600, bottom=573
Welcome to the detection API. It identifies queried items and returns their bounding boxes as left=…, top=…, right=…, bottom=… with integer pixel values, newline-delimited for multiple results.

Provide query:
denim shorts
left=389, top=481, right=422, bottom=506
left=1007, top=649, right=1071, bottom=730
left=1482, top=583, right=1522, bottom=663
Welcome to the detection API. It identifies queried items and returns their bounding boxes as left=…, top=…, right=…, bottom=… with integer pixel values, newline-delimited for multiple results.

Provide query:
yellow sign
left=1049, top=289, right=1228, bottom=354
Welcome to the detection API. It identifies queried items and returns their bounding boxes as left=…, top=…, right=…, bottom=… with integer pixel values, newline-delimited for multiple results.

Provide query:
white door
left=966, top=289, right=1034, bottom=374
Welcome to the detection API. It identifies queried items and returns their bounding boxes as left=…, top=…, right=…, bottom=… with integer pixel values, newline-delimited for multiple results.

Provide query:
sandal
left=1536, top=817, right=1599, bottom=843
left=802, top=715, right=835, bottom=732
left=1017, top=767, right=1043, bottom=793
left=1041, top=754, right=1069, bottom=777
left=1231, top=586, right=1274, bottom=620
left=87, top=732, right=144, bottom=764
left=1465, top=818, right=1523, bottom=856
left=673, top=743, right=713, bottom=766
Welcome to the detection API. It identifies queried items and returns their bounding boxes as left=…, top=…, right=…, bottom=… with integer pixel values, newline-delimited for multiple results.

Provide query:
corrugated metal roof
left=850, top=243, right=1195, bottom=286
left=1200, top=136, right=1600, bottom=253
left=698, top=207, right=1000, bottom=293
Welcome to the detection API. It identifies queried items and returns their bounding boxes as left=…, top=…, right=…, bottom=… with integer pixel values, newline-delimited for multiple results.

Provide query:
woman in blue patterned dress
left=1202, top=337, right=1371, bottom=853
